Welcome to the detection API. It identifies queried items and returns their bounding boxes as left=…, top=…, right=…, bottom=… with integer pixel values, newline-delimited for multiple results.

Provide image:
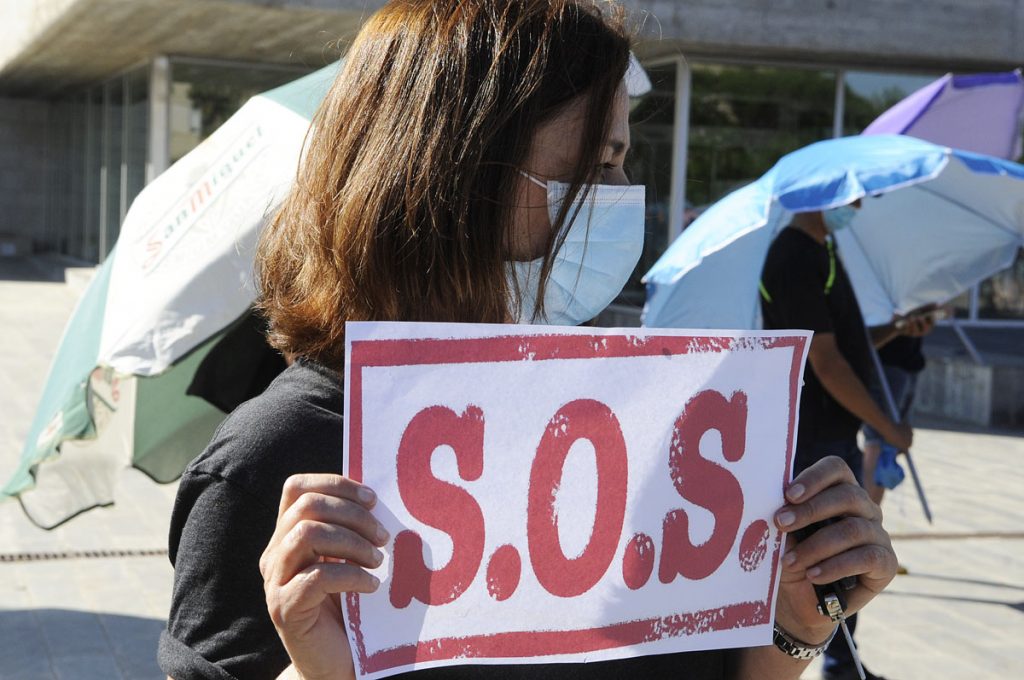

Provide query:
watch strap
left=772, top=622, right=839, bottom=660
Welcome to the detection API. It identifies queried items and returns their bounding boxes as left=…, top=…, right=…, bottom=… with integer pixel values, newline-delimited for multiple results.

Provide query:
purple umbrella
left=863, top=70, right=1024, bottom=160
left=861, top=70, right=1023, bottom=520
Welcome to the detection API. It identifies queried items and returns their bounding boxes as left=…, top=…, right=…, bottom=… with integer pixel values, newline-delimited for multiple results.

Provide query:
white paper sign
left=343, top=322, right=811, bottom=679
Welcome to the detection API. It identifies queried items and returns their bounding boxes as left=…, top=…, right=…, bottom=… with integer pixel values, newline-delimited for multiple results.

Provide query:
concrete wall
left=913, top=356, right=1024, bottom=429
left=0, top=98, right=49, bottom=254
left=0, top=0, right=366, bottom=96
left=4, top=0, right=1022, bottom=96
left=0, top=0, right=82, bottom=74
left=630, top=0, right=1024, bottom=70
left=915, top=358, right=993, bottom=427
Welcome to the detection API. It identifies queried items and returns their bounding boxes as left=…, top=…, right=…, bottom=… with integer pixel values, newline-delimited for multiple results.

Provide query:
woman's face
left=508, top=83, right=632, bottom=261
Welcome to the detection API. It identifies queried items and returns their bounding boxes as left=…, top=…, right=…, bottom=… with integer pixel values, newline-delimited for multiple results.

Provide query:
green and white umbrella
left=1, top=64, right=339, bottom=528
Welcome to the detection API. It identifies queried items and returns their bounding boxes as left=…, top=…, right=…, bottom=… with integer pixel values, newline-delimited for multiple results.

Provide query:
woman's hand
left=260, top=474, right=390, bottom=680
left=772, top=456, right=898, bottom=644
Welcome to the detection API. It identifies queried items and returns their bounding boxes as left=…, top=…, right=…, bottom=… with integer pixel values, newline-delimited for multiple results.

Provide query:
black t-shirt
left=877, top=335, right=925, bottom=373
left=159, top=359, right=729, bottom=680
left=760, top=228, right=873, bottom=444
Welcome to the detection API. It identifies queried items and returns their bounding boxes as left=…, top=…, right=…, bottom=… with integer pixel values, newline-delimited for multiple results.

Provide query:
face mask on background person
left=510, top=172, right=645, bottom=325
left=822, top=204, right=858, bottom=233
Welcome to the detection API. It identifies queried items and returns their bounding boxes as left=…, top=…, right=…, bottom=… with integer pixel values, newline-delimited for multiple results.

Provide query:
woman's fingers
left=781, top=515, right=888, bottom=574
left=267, top=561, right=380, bottom=630
left=278, top=474, right=376, bottom=518
left=782, top=455, right=859, bottom=508
left=270, top=520, right=385, bottom=585
left=262, top=475, right=387, bottom=582
left=775, top=474, right=881, bottom=534
left=280, top=491, right=390, bottom=547
left=806, top=543, right=896, bottom=590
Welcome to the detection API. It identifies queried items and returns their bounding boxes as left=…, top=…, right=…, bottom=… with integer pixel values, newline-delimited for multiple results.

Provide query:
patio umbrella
left=859, top=72, right=1024, bottom=518
left=1, top=64, right=339, bottom=529
left=862, top=70, right=1024, bottom=364
left=642, top=134, right=1024, bottom=331
left=863, top=70, right=1024, bottom=161
left=643, top=135, right=1024, bottom=522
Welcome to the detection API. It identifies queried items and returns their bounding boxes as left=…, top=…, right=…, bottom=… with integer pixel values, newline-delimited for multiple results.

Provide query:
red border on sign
left=346, top=333, right=806, bottom=675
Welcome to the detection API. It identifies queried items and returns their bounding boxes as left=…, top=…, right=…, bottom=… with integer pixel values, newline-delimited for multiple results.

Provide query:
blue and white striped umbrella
left=643, top=134, right=1024, bottom=330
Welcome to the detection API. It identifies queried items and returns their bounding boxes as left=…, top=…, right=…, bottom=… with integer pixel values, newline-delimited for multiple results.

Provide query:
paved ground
left=0, top=257, right=178, bottom=679
left=0, top=256, right=1022, bottom=679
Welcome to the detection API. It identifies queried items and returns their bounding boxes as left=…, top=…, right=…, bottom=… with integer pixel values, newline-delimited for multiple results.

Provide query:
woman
left=159, top=2, right=898, bottom=679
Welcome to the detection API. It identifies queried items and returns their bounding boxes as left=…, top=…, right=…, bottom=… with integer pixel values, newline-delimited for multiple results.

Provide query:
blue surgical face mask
left=511, top=173, right=646, bottom=325
left=823, top=204, right=858, bottom=232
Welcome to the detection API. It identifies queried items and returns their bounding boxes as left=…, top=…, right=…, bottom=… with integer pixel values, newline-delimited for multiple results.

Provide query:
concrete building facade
left=1, top=0, right=1022, bottom=424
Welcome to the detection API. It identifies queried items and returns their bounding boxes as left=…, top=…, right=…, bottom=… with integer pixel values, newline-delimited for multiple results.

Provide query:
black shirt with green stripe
left=760, top=227, right=874, bottom=445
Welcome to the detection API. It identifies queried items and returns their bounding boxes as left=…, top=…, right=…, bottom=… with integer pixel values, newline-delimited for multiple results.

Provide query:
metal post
left=148, top=56, right=171, bottom=183
left=668, top=58, right=691, bottom=243
left=833, top=70, right=846, bottom=139
left=120, top=73, right=130, bottom=226
left=99, top=82, right=110, bottom=261
left=83, top=92, right=96, bottom=261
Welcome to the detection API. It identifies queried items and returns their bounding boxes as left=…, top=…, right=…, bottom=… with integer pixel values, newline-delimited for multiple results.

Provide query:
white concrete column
left=668, top=58, right=691, bottom=243
left=98, top=83, right=110, bottom=260
left=833, top=70, right=846, bottom=139
left=147, top=55, right=170, bottom=183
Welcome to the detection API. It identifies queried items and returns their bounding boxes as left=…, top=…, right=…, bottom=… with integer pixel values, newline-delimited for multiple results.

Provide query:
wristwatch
left=772, top=622, right=839, bottom=660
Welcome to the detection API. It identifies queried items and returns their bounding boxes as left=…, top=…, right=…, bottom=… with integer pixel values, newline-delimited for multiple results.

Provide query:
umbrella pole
left=902, top=448, right=933, bottom=524
left=865, top=333, right=934, bottom=523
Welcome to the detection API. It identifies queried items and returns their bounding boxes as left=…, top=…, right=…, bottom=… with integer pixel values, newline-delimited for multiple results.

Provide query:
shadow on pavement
left=902, top=570, right=1024, bottom=592
left=882, top=589, right=1024, bottom=614
left=0, top=608, right=165, bottom=680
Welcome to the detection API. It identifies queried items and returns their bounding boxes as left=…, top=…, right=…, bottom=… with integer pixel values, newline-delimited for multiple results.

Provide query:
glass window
left=124, top=67, right=150, bottom=215
left=842, top=71, right=940, bottom=135
left=686, top=63, right=836, bottom=209
left=83, top=86, right=103, bottom=262
left=72, top=68, right=147, bottom=263
left=65, top=95, right=88, bottom=259
left=101, top=77, right=124, bottom=260
left=619, top=61, right=678, bottom=307
left=42, top=96, right=84, bottom=257
left=613, top=62, right=837, bottom=310
left=169, top=60, right=309, bottom=164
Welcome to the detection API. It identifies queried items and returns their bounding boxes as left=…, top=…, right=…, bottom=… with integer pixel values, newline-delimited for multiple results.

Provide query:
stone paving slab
left=798, top=425, right=1024, bottom=679
left=1, top=257, right=1022, bottom=679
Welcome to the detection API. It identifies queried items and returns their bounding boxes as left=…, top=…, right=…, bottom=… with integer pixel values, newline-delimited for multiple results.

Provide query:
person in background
left=760, top=199, right=921, bottom=680
left=159, top=3, right=899, bottom=679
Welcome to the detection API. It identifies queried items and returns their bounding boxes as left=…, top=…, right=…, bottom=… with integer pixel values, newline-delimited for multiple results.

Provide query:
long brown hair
left=257, top=0, right=631, bottom=366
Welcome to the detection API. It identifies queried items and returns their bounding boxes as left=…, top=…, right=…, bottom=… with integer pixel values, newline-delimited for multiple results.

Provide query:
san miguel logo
left=137, top=124, right=267, bottom=274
